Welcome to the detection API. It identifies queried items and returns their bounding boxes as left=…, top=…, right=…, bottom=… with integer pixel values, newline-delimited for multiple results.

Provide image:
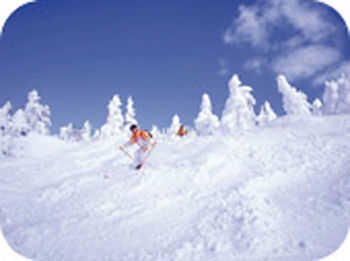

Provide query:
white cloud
left=272, top=45, right=341, bottom=81
left=282, top=36, right=305, bottom=50
left=224, top=5, right=269, bottom=49
left=224, top=0, right=343, bottom=81
left=280, top=0, right=334, bottom=43
left=244, top=58, right=265, bottom=74
left=225, top=0, right=334, bottom=49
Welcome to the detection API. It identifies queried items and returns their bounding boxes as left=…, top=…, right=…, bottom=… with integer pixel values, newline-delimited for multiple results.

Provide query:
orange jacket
left=125, top=130, right=152, bottom=150
left=177, top=126, right=188, bottom=137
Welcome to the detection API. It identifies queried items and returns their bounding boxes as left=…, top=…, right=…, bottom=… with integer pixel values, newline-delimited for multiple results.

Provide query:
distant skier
left=177, top=125, right=188, bottom=137
left=119, top=124, right=156, bottom=170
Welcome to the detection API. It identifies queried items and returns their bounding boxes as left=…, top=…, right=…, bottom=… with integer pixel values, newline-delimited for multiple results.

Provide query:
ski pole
left=119, top=146, right=134, bottom=161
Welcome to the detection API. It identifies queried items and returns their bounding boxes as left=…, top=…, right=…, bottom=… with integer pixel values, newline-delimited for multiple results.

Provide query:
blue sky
left=0, top=0, right=349, bottom=133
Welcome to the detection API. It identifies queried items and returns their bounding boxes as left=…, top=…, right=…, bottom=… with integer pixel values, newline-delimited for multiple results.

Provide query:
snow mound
left=0, top=115, right=350, bottom=261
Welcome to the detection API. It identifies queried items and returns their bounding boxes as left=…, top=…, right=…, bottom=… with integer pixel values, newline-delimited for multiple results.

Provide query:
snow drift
left=0, top=114, right=350, bottom=261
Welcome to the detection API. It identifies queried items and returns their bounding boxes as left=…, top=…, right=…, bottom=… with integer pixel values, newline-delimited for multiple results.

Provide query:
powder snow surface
left=1, top=115, right=350, bottom=261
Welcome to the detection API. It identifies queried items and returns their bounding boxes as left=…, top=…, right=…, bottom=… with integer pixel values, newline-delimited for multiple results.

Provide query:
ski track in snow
left=0, top=115, right=350, bottom=261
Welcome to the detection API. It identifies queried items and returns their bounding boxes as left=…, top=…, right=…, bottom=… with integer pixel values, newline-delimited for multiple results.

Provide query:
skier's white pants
left=134, top=148, right=147, bottom=168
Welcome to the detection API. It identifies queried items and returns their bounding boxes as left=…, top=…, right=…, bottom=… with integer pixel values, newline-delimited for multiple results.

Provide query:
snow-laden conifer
left=124, top=96, right=137, bottom=130
left=221, top=74, right=256, bottom=133
left=60, top=121, right=92, bottom=142
left=0, top=102, right=12, bottom=135
left=256, top=101, right=277, bottom=126
left=81, top=121, right=92, bottom=142
left=311, top=99, right=322, bottom=116
left=322, top=74, right=350, bottom=114
left=195, top=93, right=220, bottom=135
left=59, top=124, right=74, bottom=141
left=100, top=95, right=124, bottom=138
left=322, top=80, right=338, bottom=114
left=12, top=109, right=30, bottom=137
left=277, top=75, right=311, bottom=116
left=168, top=114, right=181, bottom=137
left=150, top=125, right=162, bottom=140
left=24, top=90, right=51, bottom=135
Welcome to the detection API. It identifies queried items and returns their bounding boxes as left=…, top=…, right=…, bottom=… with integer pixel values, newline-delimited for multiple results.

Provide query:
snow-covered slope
left=0, top=115, right=350, bottom=261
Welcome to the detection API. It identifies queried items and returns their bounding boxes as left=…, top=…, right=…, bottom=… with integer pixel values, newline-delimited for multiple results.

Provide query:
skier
left=119, top=124, right=156, bottom=170
left=177, top=125, right=188, bottom=137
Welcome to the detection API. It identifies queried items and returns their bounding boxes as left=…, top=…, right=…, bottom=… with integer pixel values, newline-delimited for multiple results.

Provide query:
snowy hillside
left=0, top=114, right=350, bottom=261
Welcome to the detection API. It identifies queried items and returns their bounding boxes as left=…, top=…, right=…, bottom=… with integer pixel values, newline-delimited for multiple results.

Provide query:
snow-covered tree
left=322, top=74, right=350, bottom=114
left=221, top=74, right=257, bottom=133
left=0, top=102, right=13, bottom=156
left=0, top=102, right=12, bottom=135
left=60, top=121, right=92, bottom=142
left=124, top=96, right=137, bottom=129
left=277, top=75, right=311, bottom=116
left=322, top=80, right=338, bottom=114
left=256, top=101, right=277, bottom=126
left=100, top=94, right=124, bottom=138
left=168, top=114, right=181, bottom=137
left=195, top=93, right=220, bottom=135
left=150, top=125, right=162, bottom=140
left=59, top=124, right=74, bottom=141
left=12, top=109, right=30, bottom=137
left=311, top=99, right=322, bottom=116
left=81, top=121, right=92, bottom=142
left=1, top=106, right=29, bottom=156
left=24, top=90, right=51, bottom=135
